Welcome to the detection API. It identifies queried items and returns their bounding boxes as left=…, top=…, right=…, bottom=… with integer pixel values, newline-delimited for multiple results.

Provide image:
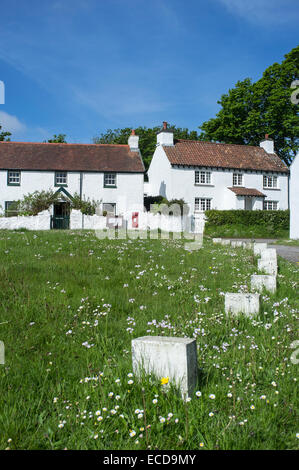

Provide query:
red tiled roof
left=0, top=142, right=144, bottom=172
left=164, top=140, right=289, bottom=173
left=228, top=187, right=266, bottom=197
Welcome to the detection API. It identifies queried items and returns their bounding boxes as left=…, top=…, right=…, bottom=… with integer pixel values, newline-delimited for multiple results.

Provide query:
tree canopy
left=46, top=134, right=67, bottom=143
left=199, top=45, right=299, bottom=165
left=93, top=126, right=199, bottom=171
left=0, top=125, right=11, bottom=142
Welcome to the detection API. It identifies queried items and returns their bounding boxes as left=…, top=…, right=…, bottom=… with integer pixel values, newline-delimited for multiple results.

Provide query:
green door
left=52, top=202, right=70, bottom=229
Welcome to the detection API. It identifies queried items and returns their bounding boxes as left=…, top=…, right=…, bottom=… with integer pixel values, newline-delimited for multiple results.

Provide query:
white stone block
left=251, top=275, right=277, bottom=293
left=260, top=248, right=277, bottom=261
left=258, top=258, right=277, bottom=275
left=242, top=241, right=253, bottom=249
left=225, top=293, right=260, bottom=317
left=212, top=238, right=222, bottom=244
left=253, top=243, right=268, bottom=256
left=0, top=341, right=4, bottom=365
left=221, top=239, right=231, bottom=245
left=231, top=240, right=243, bottom=248
left=132, top=336, right=198, bottom=398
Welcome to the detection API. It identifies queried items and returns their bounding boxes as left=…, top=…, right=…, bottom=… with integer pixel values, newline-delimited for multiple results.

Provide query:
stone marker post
left=132, top=336, right=198, bottom=399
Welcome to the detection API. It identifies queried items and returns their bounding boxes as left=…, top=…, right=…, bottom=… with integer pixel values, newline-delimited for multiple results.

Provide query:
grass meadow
left=0, top=229, right=298, bottom=450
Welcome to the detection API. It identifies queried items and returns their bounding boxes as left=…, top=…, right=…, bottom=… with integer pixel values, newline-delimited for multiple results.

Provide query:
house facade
left=0, top=131, right=144, bottom=227
left=147, top=123, right=289, bottom=213
left=290, top=151, right=299, bottom=239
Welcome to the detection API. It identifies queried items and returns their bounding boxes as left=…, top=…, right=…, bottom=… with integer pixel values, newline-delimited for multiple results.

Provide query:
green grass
left=0, top=230, right=298, bottom=450
left=204, top=224, right=289, bottom=239
left=272, top=239, right=299, bottom=247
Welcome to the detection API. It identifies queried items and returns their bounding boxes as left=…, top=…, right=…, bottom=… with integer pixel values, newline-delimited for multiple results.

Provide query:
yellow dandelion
left=161, top=376, right=169, bottom=385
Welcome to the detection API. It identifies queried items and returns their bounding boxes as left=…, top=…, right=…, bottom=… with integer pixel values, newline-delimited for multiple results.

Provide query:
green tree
left=0, top=124, right=11, bottom=141
left=199, top=45, right=299, bottom=165
left=93, top=125, right=199, bottom=171
left=46, top=134, right=67, bottom=143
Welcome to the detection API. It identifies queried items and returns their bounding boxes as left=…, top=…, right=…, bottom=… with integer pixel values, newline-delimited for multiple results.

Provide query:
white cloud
left=0, top=111, right=26, bottom=134
left=215, top=0, right=299, bottom=25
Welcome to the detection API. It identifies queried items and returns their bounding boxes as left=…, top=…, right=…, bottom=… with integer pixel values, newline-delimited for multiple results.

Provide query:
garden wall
left=0, top=210, right=51, bottom=230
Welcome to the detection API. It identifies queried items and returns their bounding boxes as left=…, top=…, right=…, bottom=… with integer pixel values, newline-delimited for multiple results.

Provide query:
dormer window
left=233, top=173, right=243, bottom=186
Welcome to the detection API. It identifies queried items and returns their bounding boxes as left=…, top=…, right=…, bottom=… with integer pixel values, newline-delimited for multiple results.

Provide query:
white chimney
left=157, top=121, right=174, bottom=146
left=128, top=129, right=139, bottom=151
left=260, top=134, right=274, bottom=154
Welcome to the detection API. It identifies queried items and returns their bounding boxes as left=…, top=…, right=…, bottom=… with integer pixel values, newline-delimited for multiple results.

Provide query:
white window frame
left=263, top=174, right=278, bottom=189
left=233, top=173, right=243, bottom=187
left=195, top=170, right=211, bottom=185
left=263, top=200, right=278, bottom=211
left=104, top=173, right=117, bottom=187
left=55, top=171, right=67, bottom=186
left=195, top=197, right=212, bottom=212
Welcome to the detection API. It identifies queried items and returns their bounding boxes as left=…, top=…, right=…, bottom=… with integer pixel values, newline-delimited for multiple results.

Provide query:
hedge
left=205, top=210, right=289, bottom=231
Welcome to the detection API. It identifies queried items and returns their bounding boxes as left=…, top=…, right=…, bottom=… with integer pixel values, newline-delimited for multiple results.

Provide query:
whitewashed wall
left=0, top=170, right=144, bottom=217
left=290, top=152, right=299, bottom=239
left=147, top=147, right=289, bottom=212
left=0, top=210, right=51, bottom=230
left=147, top=146, right=172, bottom=198
left=70, top=209, right=204, bottom=234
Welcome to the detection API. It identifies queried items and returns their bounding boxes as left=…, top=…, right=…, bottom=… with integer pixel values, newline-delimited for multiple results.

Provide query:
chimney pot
left=265, top=134, right=269, bottom=139
left=163, top=121, right=168, bottom=130
left=131, top=129, right=135, bottom=135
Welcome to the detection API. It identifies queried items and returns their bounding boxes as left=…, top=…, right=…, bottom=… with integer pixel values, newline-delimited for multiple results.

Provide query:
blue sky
left=0, top=0, right=298, bottom=143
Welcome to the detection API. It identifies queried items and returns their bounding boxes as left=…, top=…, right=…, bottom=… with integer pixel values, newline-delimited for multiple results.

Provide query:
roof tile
left=0, top=142, right=144, bottom=173
left=164, top=140, right=288, bottom=173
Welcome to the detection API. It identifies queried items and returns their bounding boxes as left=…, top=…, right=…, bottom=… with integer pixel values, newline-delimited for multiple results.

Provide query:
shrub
left=15, top=190, right=100, bottom=216
left=17, top=190, right=59, bottom=216
left=144, top=195, right=164, bottom=212
left=70, top=193, right=100, bottom=215
left=144, top=196, right=190, bottom=215
left=205, top=210, right=289, bottom=235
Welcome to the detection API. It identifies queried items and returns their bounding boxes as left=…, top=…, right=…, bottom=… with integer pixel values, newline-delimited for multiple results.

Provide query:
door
left=52, top=202, right=70, bottom=229
left=244, top=197, right=253, bottom=211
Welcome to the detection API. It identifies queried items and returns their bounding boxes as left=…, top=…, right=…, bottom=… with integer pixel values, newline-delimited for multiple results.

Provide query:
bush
left=144, top=196, right=190, bottom=215
left=15, top=190, right=100, bottom=216
left=144, top=195, right=164, bottom=212
left=17, top=190, right=59, bottom=216
left=205, top=210, right=289, bottom=231
left=70, top=193, right=99, bottom=216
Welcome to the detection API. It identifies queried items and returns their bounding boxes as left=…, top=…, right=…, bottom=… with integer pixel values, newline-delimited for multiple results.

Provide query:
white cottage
left=147, top=122, right=289, bottom=213
left=290, top=151, right=299, bottom=239
left=0, top=131, right=144, bottom=228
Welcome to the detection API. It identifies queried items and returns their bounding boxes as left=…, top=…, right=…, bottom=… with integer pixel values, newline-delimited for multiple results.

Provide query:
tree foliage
left=46, top=134, right=67, bottom=143
left=0, top=124, right=11, bottom=142
left=199, top=46, right=299, bottom=165
left=93, top=126, right=199, bottom=171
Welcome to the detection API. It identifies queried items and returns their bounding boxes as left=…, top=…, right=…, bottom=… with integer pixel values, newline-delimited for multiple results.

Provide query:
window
left=5, top=201, right=19, bottom=217
left=55, top=171, right=67, bottom=186
left=104, top=173, right=117, bottom=187
left=195, top=170, right=211, bottom=185
left=263, top=175, right=277, bottom=189
left=103, top=203, right=116, bottom=215
left=233, top=173, right=243, bottom=186
left=264, top=200, right=278, bottom=211
left=195, top=198, right=211, bottom=212
left=7, top=170, right=21, bottom=186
